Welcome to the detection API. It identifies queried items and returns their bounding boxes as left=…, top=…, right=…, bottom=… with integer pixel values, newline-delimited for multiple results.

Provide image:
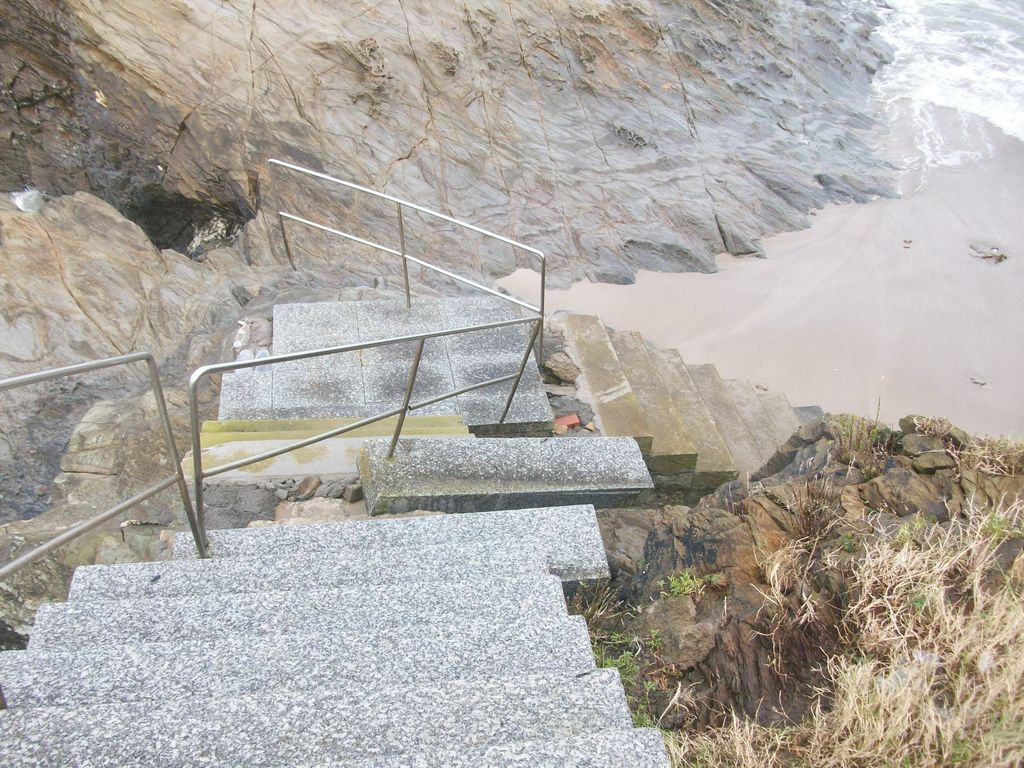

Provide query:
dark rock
left=342, top=482, right=364, bottom=503
left=542, top=352, right=580, bottom=384
left=912, top=451, right=957, bottom=475
left=292, top=475, right=321, bottom=500
left=314, top=479, right=350, bottom=499
left=901, top=433, right=945, bottom=457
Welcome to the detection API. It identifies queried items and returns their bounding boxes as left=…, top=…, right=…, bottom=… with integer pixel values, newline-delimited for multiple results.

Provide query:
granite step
left=221, top=296, right=553, bottom=431
left=360, top=436, right=653, bottom=515
left=28, top=573, right=569, bottom=651
left=645, top=346, right=738, bottom=490
left=0, top=670, right=631, bottom=767
left=174, top=505, right=610, bottom=573
left=294, top=729, right=671, bottom=768
left=68, top=538, right=598, bottom=602
left=723, top=378, right=785, bottom=463
left=756, top=389, right=802, bottom=448
left=609, top=330, right=698, bottom=475
left=0, top=614, right=594, bottom=707
left=560, top=315, right=652, bottom=453
left=686, top=364, right=766, bottom=479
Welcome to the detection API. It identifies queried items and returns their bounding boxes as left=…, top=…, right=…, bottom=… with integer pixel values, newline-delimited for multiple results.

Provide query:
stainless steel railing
left=187, top=316, right=542, bottom=539
left=0, top=163, right=547, bottom=572
left=267, top=158, right=547, bottom=359
left=0, top=352, right=207, bottom=580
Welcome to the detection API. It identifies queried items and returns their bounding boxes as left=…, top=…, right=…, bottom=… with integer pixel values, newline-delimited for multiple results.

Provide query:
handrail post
left=538, top=256, right=546, bottom=363
left=499, top=319, right=542, bottom=424
left=387, top=338, right=426, bottom=458
left=146, top=356, right=207, bottom=558
left=187, top=375, right=210, bottom=555
left=267, top=164, right=297, bottom=270
left=397, top=202, right=411, bottom=309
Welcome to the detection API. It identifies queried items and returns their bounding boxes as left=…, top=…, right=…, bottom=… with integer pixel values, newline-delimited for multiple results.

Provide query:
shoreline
left=500, top=113, right=1024, bottom=438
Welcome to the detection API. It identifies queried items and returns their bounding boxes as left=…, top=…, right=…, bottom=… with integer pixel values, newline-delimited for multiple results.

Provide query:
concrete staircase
left=0, top=506, right=670, bottom=767
left=558, top=314, right=820, bottom=489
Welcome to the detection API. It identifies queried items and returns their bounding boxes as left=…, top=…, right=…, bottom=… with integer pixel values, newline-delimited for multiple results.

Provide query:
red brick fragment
left=554, top=413, right=581, bottom=429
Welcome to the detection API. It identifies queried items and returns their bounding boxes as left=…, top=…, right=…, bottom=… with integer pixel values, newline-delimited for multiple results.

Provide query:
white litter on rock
left=10, top=188, right=45, bottom=214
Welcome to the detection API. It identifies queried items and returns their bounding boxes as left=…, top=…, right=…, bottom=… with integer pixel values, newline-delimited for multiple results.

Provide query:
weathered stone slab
left=561, top=315, right=652, bottom=453
left=645, top=346, right=737, bottom=490
left=610, top=330, right=697, bottom=474
left=687, top=364, right=766, bottom=479
left=724, top=379, right=785, bottom=461
left=756, top=389, right=802, bottom=449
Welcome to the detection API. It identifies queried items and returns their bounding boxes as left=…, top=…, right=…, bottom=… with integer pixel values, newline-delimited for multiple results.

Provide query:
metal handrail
left=267, top=158, right=547, bottom=360
left=187, top=315, right=543, bottom=538
left=0, top=352, right=207, bottom=580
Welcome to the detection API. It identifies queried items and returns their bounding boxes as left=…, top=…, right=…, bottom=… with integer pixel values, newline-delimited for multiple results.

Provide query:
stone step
left=644, top=346, right=737, bottom=490
left=756, top=389, right=802, bottom=448
left=560, top=315, right=652, bottom=453
left=220, top=296, right=553, bottom=431
left=360, top=437, right=653, bottom=515
left=200, top=414, right=470, bottom=447
left=686, top=364, right=766, bottom=479
left=0, top=670, right=631, bottom=767
left=185, top=434, right=471, bottom=484
left=609, top=330, right=698, bottom=475
left=723, top=378, right=785, bottom=463
left=175, top=505, right=610, bottom=578
left=28, top=573, right=569, bottom=651
left=0, top=614, right=594, bottom=708
left=298, top=729, right=671, bottom=768
left=68, top=538, right=594, bottom=602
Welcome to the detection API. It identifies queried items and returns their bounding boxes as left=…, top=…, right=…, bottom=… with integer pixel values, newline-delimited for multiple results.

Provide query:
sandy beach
left=500, top=114, right=1024, bottom=438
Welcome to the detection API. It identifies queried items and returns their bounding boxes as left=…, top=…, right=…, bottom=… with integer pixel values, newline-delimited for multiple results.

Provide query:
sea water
left=871, top=0, right=1024, bottom=182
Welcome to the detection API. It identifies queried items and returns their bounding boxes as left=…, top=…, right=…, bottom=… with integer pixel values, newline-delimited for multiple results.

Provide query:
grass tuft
left=665, top=496, right=1024, bottom=767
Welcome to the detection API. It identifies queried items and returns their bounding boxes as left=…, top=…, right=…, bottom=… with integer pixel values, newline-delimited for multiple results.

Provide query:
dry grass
left=832, top=414, right=896, bottom=478
left=665, top=496, right=1024, bottom=768
left=910, top=416, right=1024, bottom=476
left=952, top=437, right=1024, bottom=477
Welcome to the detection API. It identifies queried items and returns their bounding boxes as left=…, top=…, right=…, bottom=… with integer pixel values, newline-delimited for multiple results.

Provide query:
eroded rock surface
left=3, top=0, right=893, bottom=286
left=594, top=414, right=1024, bottom=726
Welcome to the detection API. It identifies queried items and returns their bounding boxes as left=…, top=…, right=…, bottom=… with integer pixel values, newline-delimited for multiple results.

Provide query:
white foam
left=873, top=0, right=1024, bottom=166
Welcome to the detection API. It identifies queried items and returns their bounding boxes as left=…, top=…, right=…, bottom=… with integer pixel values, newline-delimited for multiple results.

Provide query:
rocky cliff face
left=592, top=414, right=1024, bottom=726
left=3, top=0, right=892, bottom=285
left=0, top=0, right=893, bottom=521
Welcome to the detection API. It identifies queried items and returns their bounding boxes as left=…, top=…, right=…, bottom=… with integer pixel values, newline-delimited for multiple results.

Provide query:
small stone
left=898, top=415, right=927, bottom=434
left=293, top=475, right=321, bottom=500
left=912, top=451, right=956, bottom=474
left=314, top=479, right=349, bottom=499
left=554, top=413, right=581, bottom=429
left=275, top=489, right=289, bottom=500
left=542, top=352, right=580, bottom=384
left=552, top=422, right=569, bottom=435
left=901, top=433, right=944, bottom=458
left=583, top=421, right=596, bottom=432
left=342, top=482, right=364, bottom=503
left=543, top=384, right=577, bottom=397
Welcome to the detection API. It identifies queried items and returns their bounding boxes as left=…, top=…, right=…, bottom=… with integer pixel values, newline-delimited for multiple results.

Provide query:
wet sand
left=500, top=119, right=1024, bottom=438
